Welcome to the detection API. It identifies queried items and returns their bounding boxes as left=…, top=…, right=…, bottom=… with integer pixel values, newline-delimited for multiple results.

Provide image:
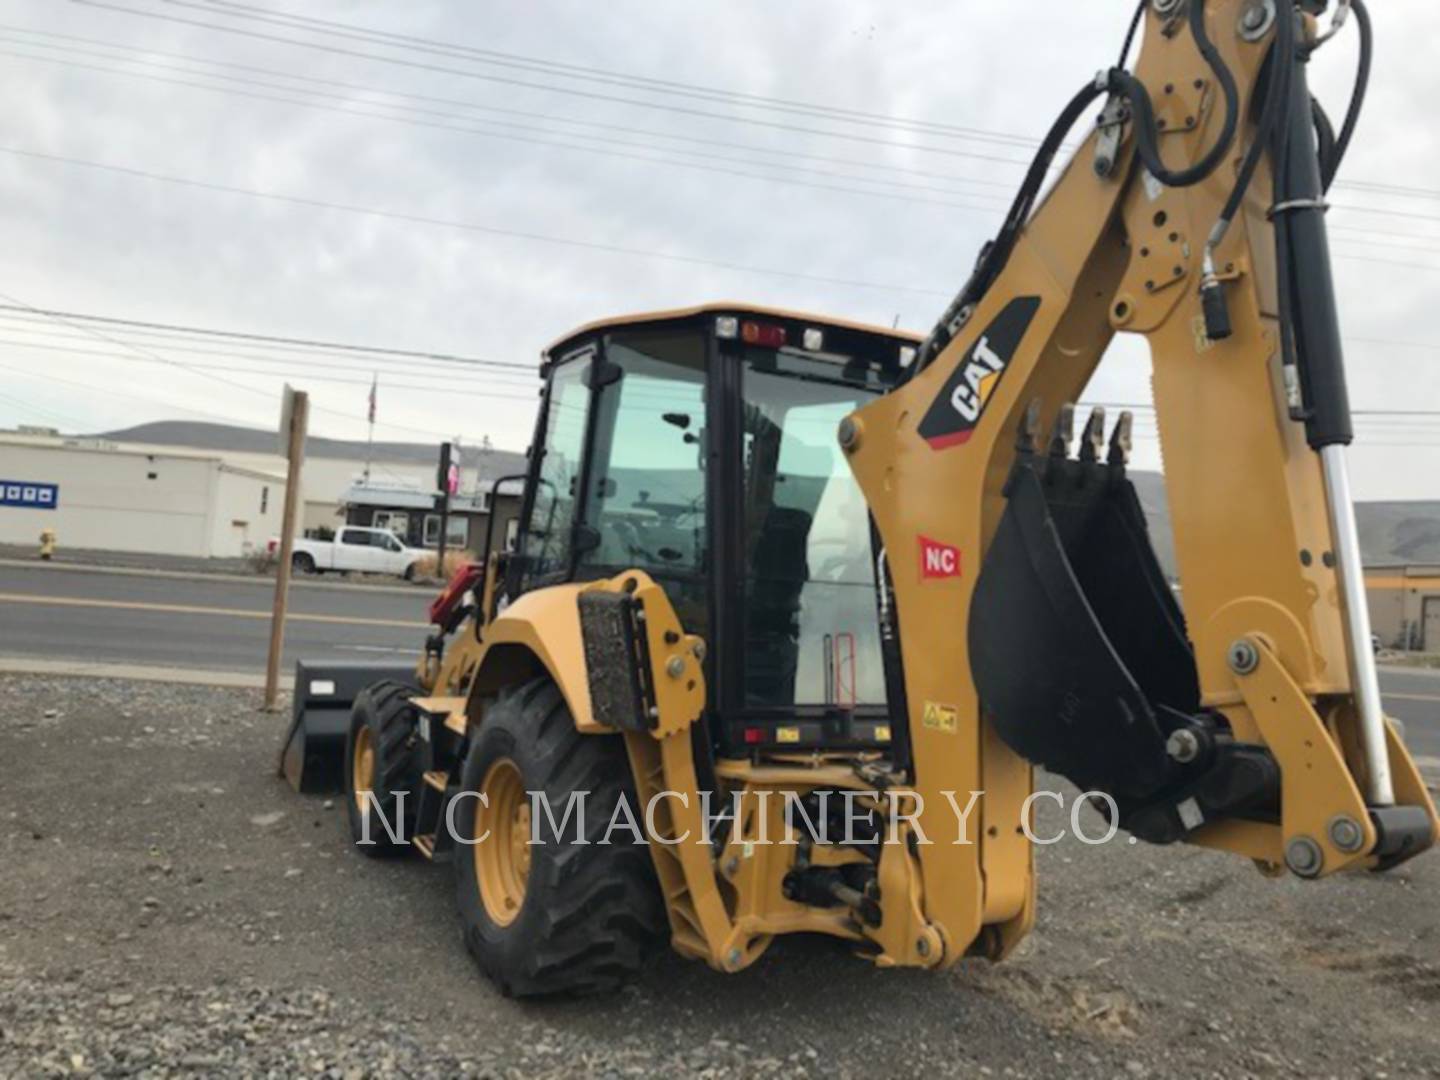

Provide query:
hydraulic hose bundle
left=911, top=0, right=1368, bottom=375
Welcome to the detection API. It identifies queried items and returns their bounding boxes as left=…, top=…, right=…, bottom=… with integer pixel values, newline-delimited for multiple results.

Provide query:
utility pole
left=265, top=387, right=308, bottom=712
left=436, top=440, right=453, bottom=578
left=363, top=373, right=376, bottom=484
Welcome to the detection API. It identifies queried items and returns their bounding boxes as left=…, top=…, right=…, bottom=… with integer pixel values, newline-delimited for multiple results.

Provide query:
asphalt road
left=0, top=562, right=427, bottom=674
left=1379, top=665, right=1440, bottom=759
left=0, top=561, right=1436, bottom=761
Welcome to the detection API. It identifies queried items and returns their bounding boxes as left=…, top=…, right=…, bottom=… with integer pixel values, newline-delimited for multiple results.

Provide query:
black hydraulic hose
left=909, top=0, right=1240, bottom=378
left=1215, top=5, right=1295, bottom=239
left=907, top=79, right=1107, bottom=378
left=1271, top=99, right=1301, bottom=411
left=1107, top=0, right=1240, bottom=189
left=1117, top=0, right=1148, bottom=68
left=1312, top=94, right=1337, bottom=175
left=1321, top=0, right=1371, bottom=190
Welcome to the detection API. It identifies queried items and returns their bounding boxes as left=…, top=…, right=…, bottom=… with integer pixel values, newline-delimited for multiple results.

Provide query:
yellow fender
left=466, top=584, right=609, bottom=733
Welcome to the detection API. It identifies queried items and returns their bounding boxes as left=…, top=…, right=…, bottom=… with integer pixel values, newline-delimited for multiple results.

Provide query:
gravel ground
left=1, top=673, right=1438, bottom=1078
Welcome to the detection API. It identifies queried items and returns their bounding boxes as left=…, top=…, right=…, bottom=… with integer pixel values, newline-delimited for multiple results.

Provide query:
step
left=410, top=695, right=467, bottom=716
left=413, top=833, right=437, bottom=861
left=423, top=770, right=449, bottom=792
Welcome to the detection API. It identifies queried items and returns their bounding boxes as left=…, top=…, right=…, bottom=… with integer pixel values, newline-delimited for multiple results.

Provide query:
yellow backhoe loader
left=280, top=0, right=1437, bottom=996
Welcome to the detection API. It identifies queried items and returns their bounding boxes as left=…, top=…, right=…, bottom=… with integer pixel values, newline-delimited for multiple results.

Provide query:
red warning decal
left=918, top=536, right=962, bottom=580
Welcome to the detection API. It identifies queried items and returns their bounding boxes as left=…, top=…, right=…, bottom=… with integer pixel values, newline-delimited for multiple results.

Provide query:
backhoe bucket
left=278, top=660, right=418, bottom=793
left=970, top=408, right=1277, bottom=842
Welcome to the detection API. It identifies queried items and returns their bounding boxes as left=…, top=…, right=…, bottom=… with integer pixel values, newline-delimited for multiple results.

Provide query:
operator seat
left=744, top=506, right=812, bottom=707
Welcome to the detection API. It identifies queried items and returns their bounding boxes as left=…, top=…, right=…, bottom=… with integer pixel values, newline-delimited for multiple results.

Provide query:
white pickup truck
left=272, top=526, right=427, bottom=580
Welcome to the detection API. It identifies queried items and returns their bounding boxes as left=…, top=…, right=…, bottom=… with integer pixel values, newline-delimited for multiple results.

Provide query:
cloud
left=0, top=0, right=1435, bottom=498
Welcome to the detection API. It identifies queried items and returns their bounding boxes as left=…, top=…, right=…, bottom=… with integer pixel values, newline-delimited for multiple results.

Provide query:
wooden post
left=264, top=389, right=308, bottom=712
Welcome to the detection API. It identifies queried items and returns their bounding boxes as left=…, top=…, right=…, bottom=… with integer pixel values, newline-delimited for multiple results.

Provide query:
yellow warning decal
left=776, top=726, right=801, bottom=744
left=921, top=701, right=958, bottom=734
left=875, top=725, right=892, bottom=743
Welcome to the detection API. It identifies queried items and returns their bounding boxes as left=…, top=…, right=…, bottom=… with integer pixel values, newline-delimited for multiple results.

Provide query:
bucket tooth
left=1048, top=403, right=1076, bottom=459
left=1107, top=411, right=1133, bottom=468
left=1016, top=398, right=1044, bottom=455
left=1079, top=407, right=1106, bottom=464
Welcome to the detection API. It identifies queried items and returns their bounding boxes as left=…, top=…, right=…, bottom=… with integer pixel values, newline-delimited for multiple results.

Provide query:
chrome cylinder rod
left=1321, top=443, right=1395, bottom=807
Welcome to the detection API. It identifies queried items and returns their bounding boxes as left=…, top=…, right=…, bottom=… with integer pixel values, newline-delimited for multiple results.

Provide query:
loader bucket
left=278, top=660, right=418, bottom=793
left=969, top=409, right=1204, bottom=806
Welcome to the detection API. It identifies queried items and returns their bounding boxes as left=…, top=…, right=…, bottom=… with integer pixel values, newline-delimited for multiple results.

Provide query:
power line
left=13, top=37, right=1434, bottom=248
left=1330, top=252, right=1440, bottom=275
left=132, top=0, right=1440, bottom=207
left=0, top=47, right=1015, bottom=214
left=0, top=147, right=956, bottom=299
left=10, top=143, right=1435, bottom=285
left=0, top=304, right=532, bottom=370
left=0, top=355, right=274, bottom=430
left=0, top=332, right=544, bottom=391
left=0, top=290, right=451, bottom=438
left=1328, top=232, right=1440, bottom=257
left=73, top=1, right=1048, bottom=169
left=171, top=0, right=1047, bottom=150
left=0, top=388, right=92, bottom=430
left=141, top=361, right=542, bottom=402
left=0, top=25, right=1022, bottom=197
left=1348, top=334, right=1440, bottom=353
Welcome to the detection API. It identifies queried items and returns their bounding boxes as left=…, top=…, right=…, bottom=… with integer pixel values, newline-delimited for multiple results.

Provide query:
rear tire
left=345, top=680, right=423, bottom=856
left=452, top=677, right=666, bottom=997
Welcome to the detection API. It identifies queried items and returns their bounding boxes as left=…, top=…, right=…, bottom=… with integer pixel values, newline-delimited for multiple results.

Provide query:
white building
left=1, top=423, right=529, bottom=559
left=0, top=432, right=286, bottom=557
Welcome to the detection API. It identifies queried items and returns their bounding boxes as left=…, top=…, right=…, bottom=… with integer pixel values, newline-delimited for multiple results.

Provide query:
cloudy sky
left=1, top=0, right=1437, bottom=498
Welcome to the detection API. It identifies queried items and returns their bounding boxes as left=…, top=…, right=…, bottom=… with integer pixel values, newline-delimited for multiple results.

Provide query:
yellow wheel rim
left=352, top=726, right=375, bottom=814
left=475, top=758, right=530, bottom=926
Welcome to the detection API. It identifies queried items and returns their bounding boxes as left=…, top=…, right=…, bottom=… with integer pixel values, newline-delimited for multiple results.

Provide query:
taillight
left=742, top=726, right=765, bottom=745
left=741, top=321, right=786, bottom=348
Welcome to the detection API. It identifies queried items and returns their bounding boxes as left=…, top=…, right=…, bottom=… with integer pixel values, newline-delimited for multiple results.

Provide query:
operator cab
left=507, top=304, right=917, bottom=756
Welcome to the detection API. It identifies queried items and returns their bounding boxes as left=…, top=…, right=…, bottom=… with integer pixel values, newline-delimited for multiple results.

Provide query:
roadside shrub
left=413, top=550, right=476, bottom=582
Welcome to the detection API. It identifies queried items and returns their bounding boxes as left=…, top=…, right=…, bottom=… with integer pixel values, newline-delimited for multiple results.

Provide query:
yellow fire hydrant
left=39, top=528, right=56, bottom=560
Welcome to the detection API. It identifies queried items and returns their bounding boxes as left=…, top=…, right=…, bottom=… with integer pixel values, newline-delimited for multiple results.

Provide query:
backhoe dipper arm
left=844, top=0, right=1437, bottom=966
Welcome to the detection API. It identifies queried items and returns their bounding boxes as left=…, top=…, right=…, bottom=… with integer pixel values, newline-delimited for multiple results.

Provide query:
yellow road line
left=0, top=592, right=425, bottom=629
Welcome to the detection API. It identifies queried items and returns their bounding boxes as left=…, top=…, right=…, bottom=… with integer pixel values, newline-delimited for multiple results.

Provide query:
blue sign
left=0, top=480, right=59, bottom=509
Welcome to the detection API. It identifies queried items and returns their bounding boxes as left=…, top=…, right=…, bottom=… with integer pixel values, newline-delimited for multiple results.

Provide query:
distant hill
left=1356, top=502, right=1440, bottom=566
left=1131, top=476, right=1440, bottom=577
left=94, top=421, right=1439, bottom=571
left=97, top=421, right=526, bottom=475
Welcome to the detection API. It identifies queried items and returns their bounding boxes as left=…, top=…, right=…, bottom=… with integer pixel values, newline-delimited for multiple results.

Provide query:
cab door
left=511, top=347, right=595, bottom=596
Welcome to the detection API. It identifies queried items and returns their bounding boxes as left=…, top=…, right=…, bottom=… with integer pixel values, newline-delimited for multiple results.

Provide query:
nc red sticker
left=918, top=536, right=961, bottom=580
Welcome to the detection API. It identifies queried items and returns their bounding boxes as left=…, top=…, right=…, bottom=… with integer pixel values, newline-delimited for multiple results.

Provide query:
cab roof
left=543, top=301, right=922, bottom=361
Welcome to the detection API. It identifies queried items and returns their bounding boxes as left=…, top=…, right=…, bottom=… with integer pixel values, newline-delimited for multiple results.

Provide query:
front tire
left=345, top=681, right=423, bottom=856
left=452, top=677, right=666, bottom=996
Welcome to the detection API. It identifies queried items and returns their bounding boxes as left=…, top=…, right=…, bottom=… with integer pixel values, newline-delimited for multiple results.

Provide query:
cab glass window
left=577, top=329, right=708, bottom=632
left=520, top=356, right=590, bottom=582
left=741, top=351, right=886, bottom=709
